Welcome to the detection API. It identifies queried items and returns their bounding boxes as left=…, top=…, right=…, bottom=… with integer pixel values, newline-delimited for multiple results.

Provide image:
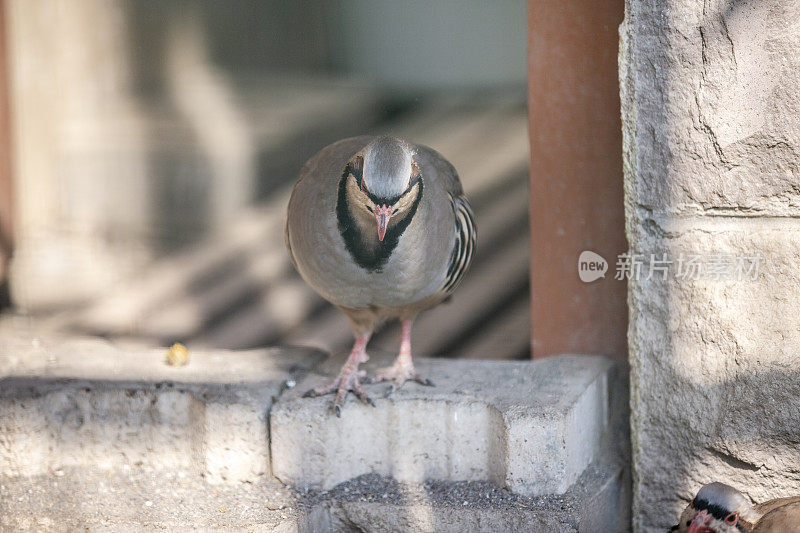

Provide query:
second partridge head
left=673, top=483, right=759, bottom=532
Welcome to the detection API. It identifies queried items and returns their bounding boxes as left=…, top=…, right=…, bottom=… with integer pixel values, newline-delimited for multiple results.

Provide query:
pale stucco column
left=7, top=0, right=151, bottom=309
left=621, top=0, right=800, bottom=531
left=6, top=0, right=255, bottom=310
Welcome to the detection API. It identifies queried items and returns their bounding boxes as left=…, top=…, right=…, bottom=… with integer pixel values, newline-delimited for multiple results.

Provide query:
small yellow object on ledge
left=165, top=343, right=189, bottom=366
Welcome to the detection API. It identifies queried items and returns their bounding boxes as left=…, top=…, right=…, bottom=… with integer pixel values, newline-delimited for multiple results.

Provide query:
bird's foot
left=372, top=356, right=434, bottom=396
left=302, top=364, right=374, bottom=417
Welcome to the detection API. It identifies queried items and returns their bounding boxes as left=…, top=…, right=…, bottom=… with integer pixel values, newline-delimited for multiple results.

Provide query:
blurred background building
left=1, top=0, right=532, bottom=361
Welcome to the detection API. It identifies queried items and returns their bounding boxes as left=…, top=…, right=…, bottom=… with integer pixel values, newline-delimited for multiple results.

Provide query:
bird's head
left=342, top=136, right=423, bottom=242
left=672, top=483, right=759, bottom=533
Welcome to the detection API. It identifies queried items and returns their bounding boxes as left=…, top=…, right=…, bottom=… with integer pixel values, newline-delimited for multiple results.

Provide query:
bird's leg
left=302, top=332, right=374, bottom=417
left=374, top=318, right=434, bottom=394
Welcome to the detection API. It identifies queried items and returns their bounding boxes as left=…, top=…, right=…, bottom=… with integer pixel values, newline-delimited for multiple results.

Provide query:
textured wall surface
left=620, top=0, right=800, bottom=531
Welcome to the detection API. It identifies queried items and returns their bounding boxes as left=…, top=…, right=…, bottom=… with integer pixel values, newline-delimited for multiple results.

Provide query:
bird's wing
left=412, top=142, right=476, bottom=295
left=752, top=500, right=800, bottom=532
left=413, top=143, right=465, bottom=197
left=756, top=497, right=800, bottom=516
left=441, top=194, right=476, bottom=294
left=284, top=205, right=298, bottom=271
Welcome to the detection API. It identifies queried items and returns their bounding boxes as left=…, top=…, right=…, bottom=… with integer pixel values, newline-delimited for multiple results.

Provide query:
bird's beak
left=687, top=511, right=714, bottom=533
left=374, top=204, right=393, bottom=242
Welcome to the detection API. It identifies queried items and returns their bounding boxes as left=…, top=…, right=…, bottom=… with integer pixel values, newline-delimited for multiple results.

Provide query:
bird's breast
left=291, top=206, right=450, bottom=310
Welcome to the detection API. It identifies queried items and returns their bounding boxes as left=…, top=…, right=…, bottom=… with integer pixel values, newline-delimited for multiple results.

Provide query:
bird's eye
left=725, top=512, right=738, bottom=524
left=686, top=520, right=692, bottom=526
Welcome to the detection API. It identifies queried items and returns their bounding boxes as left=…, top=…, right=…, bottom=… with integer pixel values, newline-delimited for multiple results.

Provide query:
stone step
left=0, top=334, right=625, bottom=531
left=270, top=354, right=612, bottom=497
left=0, top=336, right=324, bottom=483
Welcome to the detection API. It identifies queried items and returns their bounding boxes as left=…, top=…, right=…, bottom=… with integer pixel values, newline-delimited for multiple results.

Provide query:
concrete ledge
left=0, top=336, right=628, bottom=531
left=0, top=336, right=324, bottom=483
left=270, top=355, right=612, bottom=496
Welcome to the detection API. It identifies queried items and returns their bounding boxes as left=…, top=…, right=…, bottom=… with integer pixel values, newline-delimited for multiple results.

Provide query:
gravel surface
left=296, top=473, right=575, bottom=515
left=1, top=466, right=292, bottom=530
left=2, top=462, right=618, bottom=531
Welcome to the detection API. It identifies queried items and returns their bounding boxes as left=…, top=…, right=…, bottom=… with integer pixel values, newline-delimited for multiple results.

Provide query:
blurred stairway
left=40, top=87, right=531, bottom=361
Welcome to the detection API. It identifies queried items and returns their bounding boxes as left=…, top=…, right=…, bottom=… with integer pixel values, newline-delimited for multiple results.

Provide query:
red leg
left=303, top=332, right=375, bottom=416
left=374, top=319, right=434, bottom=394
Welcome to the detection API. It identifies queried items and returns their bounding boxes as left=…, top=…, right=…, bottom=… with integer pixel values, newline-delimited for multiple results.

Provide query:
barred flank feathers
left=442, top=195, right=476, bottom=293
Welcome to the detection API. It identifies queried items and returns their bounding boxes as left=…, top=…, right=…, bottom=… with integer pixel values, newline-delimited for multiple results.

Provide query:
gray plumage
left=697, top=483, right=757, bottom=518
left=361, top=136, right=414, bottom=200
left=286, top=135, right=475, bottom=333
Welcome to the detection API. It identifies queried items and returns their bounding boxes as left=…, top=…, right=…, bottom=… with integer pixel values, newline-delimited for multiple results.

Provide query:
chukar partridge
left=285, top=136, right=476, bottom=415
left=672, top=482, right=800, bottom=532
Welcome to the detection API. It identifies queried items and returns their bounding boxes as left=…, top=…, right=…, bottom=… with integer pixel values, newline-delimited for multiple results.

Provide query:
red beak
left=374, top=204, right=393, bottom=242
left=687, top=510, right=714, bottom=533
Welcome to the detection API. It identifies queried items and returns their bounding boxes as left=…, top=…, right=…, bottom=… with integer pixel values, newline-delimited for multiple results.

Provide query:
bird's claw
left=373, top=360, right=434, bottom=396
left=359, top=392, right=376, bottom=407
left=416, top=376, right=435, bottom=387
left=301, top=368, right=375, bottom=416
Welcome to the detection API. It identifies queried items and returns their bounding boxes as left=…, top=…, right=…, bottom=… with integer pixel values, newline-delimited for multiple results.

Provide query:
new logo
left=578, top=251, right=608, bottom=282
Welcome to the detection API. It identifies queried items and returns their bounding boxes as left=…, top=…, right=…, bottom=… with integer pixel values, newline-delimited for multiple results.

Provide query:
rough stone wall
left=620, top=0, right=800, bottom=531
